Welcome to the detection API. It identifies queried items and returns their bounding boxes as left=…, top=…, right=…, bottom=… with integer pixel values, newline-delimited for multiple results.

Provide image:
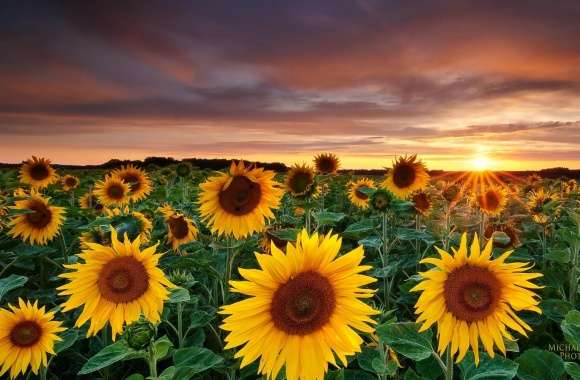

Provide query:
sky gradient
left=1, top=0, right=580, bottom=170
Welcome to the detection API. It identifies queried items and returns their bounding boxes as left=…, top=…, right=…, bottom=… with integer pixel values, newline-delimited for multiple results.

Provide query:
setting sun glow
left=471, top=155, right=492, bottom=171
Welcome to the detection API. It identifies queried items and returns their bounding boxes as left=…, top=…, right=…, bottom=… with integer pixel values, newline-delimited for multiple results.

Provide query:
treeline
left=0, top=159, right=578, bottom=178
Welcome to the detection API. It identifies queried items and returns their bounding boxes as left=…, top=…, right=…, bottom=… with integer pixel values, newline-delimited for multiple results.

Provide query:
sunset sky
left=1, top=1, right=579, bottom=170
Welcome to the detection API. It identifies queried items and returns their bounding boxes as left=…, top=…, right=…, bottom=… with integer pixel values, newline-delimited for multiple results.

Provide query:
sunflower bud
left=125, top=318, right=155, bottom=350
left=371, top=189, right=394, bottom=212
left=168, top=269, right=196, bottom=288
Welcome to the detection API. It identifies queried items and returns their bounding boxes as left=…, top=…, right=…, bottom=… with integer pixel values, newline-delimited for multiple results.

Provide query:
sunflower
left=104, top=207, right=153, bottom=244
left=110, top=165, right=152, bottom=202
left=199, top=161, right=283, bottom=239
left=94, top=175, right=130, bottom=207
left=527, top=188, right=558, bottom=213
left=220, top=229, right=378, bottom=380
left=526, top=174, right=542, bottom=185
left=8, top=192, right=65, bottom=245
left=79, top=228, right=110, bottom=249
left=313, top=153, right=340, bottom=174
left=61, top=174, right=80, bottom=191
left=348, top=178, right=375, bottom=209
left=484, top=223, right=521, bottom=249
left=18, top=156, right=58, bottom=189
left=58, top=229, right=175, bottom=340
left=79, top=192, right=105, bottom=214
left=412, top=191, right=432, bottom=216
left=473, top=186, right=508, bottom=216
left=258, top=227, right=288, bottom=253
left=442, top=183, right=462, bottom=204
left=564, top=179, right=577, bottom=194
left=0, top=299, right=65, bottom=379
left=383, top=155, right=430, bottom=199
left=411, top=233, right=542, bottom=365
left=158, top=204, right=198, bottom=250
left=285, top=164, right=316, bottom=197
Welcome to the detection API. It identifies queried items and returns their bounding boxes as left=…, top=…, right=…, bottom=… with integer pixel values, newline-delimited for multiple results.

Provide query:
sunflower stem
left=147, top=343, right=158, bottom=378
left=59, top=232, right=69, bottom=265
left=381, top=212, right=390, bottom=308
left=177, top=302, right=184, bottom=348
left=570, top=224, right=579, bottom=305
left=305, top=207, right=312, bottom=233
left=445, top=347, right=454, bottom=380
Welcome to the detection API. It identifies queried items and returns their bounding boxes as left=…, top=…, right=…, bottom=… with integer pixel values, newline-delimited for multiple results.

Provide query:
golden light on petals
left=158, top=204, right=198, bottom=251
left=473, top=185, right=508, bottom=216
left=285, top=163, right=316, bottom=197
left=94, top=175, right=130, bottom=207
left=61, top=174, right=80, bottom=191
left=198, top=161, right=283, bottom=239
left=18, top=156, right=58, bottom=189
left=412, top=233, right=542, bottom=365
left=0, top=299, right=65, bottom=379
left=58, top=229, right=175, bottom=340
left=8, top=192, right=66, bottom=245
left=348, top=178, right=375, bottom=209
left=383, top=154, right=429, bottom=199
left=220, top=229, right=378, bottom=380
left=110, top=165, right=152, bottom=202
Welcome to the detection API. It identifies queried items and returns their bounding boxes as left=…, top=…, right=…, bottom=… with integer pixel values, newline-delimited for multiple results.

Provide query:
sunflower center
left=413, top=193, right=430, bottom=211
left=29, top=163, right=49, bottom=180
left=26, top=200, right=52, bottom=228
left=290, top=172, right=312, bottom=194
left=107, top=184, right=125, bottom=200
left=393, top=164, right=416, bottom=188
left=484, top=191, right=500, bottom=210
left=355, top=186, right=369, bottom=200
left=169, top=216, right=189, bottom=239
left=122, top=174, right=141, bottom=192
left=98, top=256, right=149, bottom=303
left=10, top=321, right=42, bottom=347
left=219, top=176, right=262, bottom=216
left=318, top=159, right=336, bottom=174
left=270, top=271, right=335, bottom=335
left=444, top=265, right=501, bottom=322
left=65, top=177, right=77, bottom=187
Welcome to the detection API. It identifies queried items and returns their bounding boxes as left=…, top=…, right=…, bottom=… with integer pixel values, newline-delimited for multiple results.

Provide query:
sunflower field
left=0, top=154, right=579, bottom=380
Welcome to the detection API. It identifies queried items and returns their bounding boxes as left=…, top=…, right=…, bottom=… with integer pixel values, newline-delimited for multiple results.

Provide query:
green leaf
left=544, top=248, right=571, bottom=263
left=0, top=274, right=28, bottom=301
left=540, top=299, right=573, bottom=323
left=171, top=347, right=223, bottom=380
left=357, top=348, right=381, bottom=375
left=313, top=211, right=345, bottom=226
left=154, top=335, right=173, bottom=361
left=342, top=220, right=375, bottom=240
left=167, top=287, right=190, bottom=303
left=125, top=374, right=145, bottom=380
left=342, top=369, right=376, bottom=380
left=515, top=348, right=564, bottom=380
left=403, top=368, right=429, bottom=380
left=458, top=352, right=519, bottom=380
left=561, top=310, right=580, bottom=346
left=189, top=309, right=215, bottom=329
left=78, top=341, right=145, bottom=375
left=157, top=366, right=176, bottom=380
left=565, top=362, right=580, bottom=380
left=54, top=329, right=78, bottom=354
left=268, top=228, right=301, bottom=242
left=375, top=322, right=433, bottom=361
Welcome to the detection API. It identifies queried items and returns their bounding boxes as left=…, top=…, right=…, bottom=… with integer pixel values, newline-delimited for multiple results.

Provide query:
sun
left=471, top=155, right=491, bottom=171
